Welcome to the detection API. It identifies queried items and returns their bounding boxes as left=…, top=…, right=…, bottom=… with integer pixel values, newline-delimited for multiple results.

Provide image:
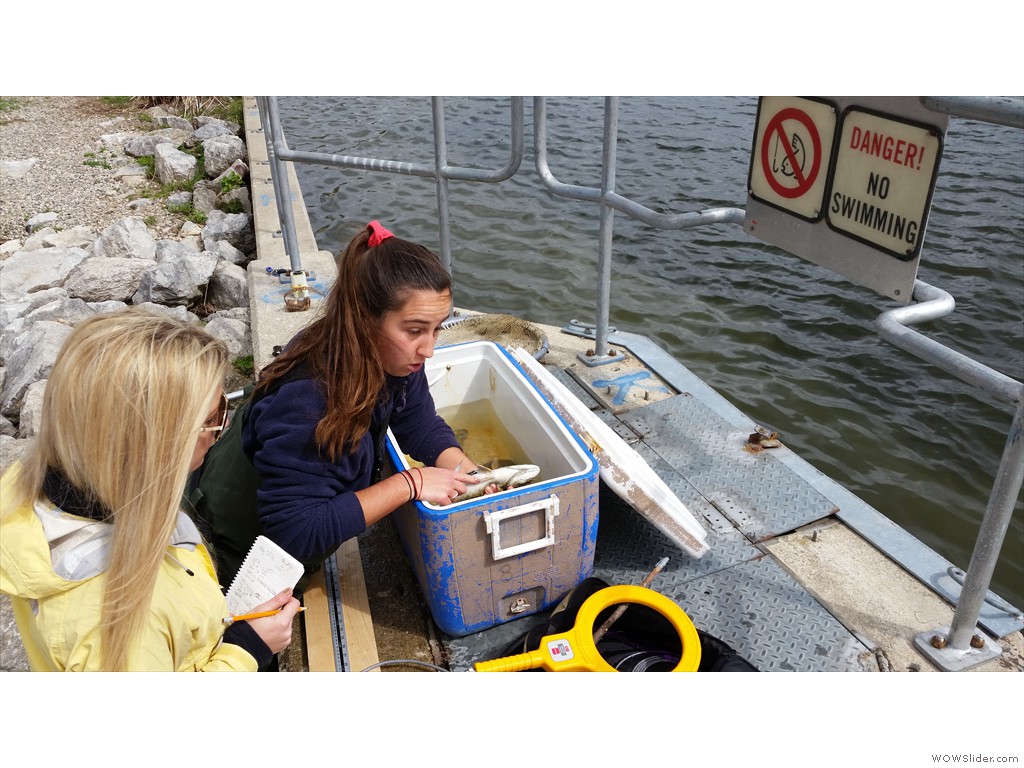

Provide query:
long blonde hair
left=10, top=308, right=228, bottom=671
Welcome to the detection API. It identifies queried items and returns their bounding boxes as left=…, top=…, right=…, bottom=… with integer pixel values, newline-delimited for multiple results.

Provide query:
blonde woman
left=0, top=308, right=299, bottom=671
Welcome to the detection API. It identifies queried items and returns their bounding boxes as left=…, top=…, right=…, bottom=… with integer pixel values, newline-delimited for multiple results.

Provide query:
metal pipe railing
left=948, top=399, right=1023, bottom=649
left=533, top=96, right=745, bottom=357
left=920, top=96, right=1024, bottom=130
left=258, top=96, right=1022, bottom=667
left=592, top=97, right=619, bottom=363
left=874, top=281, right=1022, bottom=406
left=878, top=281, right=1024, bottom=662
left=259, top=96, right=524, bottom=279
left=256, top=96, right=303, bottom=274
left=432, top=98, right=454, bottom=280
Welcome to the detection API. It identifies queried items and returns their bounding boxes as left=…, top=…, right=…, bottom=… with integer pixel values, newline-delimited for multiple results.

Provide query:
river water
left=276, top=96, right=1023, bottom=610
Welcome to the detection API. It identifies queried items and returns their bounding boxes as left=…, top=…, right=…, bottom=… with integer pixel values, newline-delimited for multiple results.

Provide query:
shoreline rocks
left=0, top=98, right=258, bottom=671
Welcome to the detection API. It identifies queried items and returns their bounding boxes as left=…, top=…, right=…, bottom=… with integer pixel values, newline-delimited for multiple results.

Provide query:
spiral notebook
left=225, top=535, right=304, bottom=615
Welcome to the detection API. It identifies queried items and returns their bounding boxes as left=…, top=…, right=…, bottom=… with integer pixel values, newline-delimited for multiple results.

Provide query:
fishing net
left=439, top=313, right=548, bottom=359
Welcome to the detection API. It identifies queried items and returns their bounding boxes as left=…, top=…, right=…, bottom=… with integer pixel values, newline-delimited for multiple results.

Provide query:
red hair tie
left=367, top=220, right=395, bottom=247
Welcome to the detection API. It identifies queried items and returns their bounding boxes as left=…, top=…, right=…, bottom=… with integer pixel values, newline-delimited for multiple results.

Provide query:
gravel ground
left=1, top=97, right=437, bottom=672
left=0, top=96, right=258, bottom=672
left=1, top=96, right=190, bottom=244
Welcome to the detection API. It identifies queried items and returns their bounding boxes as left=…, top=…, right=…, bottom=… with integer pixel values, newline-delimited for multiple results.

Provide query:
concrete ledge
left=764, top=520, right=1024, bottom=672
left=242, top=97, right=337, bottom=371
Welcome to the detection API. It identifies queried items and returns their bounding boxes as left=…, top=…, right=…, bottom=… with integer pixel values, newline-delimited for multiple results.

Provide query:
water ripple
left=278, top=96, right=1023, bottom=608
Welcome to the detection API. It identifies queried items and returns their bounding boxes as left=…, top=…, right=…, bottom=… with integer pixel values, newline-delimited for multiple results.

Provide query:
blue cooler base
left=387, top=341, right=599, bottom=637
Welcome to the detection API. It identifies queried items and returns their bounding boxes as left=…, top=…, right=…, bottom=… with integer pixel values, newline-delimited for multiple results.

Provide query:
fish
left=453, top=464, right=541, bottom=502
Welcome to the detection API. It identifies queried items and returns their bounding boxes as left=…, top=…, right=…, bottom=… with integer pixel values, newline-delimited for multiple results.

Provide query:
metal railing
left=255, top=95, right=1023, bottom=669
left=256, top=96, right=524, bottom=279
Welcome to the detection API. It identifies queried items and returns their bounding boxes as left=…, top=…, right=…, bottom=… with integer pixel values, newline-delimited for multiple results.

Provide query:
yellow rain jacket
left=0, top=467, right=258, bottom=671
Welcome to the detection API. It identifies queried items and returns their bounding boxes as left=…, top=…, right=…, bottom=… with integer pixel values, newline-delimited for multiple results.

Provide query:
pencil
left=222, top=606, right=306, bottom=624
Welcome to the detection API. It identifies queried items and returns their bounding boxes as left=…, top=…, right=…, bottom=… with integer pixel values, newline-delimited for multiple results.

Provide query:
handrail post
left=950, top=398, right=1024, bottom=648
left=257, top=97, right=304, bottom=275
left=582, top=97, right=624, bottom=366
left=876, top=279, right=1023, bottom=667
left=915, top=398, right=1023, bottom=670
left=431, top=97, right=454, bottom=280
left=872, top=278, right=1024, bottom=669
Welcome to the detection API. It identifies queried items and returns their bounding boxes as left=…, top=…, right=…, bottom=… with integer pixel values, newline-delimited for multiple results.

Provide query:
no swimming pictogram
left=744, top=96, right=949, bottom=303
left=749, top=97, right=837, bottom=221
left=762, top=108, right=821, bottom=198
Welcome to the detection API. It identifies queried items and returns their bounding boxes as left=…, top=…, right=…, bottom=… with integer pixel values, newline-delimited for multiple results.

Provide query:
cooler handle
left=483, top=495, right=560, bottom=561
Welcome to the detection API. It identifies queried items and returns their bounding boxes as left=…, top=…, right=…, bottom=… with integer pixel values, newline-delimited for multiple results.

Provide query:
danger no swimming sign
left=828, top=106, right=943, bottom=259
left=744, top=96, right=948, bottom=303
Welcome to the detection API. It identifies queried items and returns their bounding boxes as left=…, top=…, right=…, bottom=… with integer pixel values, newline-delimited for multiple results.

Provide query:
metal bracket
left=913, top=626, right=1002, bottom=672
left=264, top=267, right=317, bottom=283
left=509, top=597, right=531, bottom=614
left=562, top=318, right=619, bottom=338
left=563, top=319, right=627, bottom=366
left=577, top=348, right=626, bottom=367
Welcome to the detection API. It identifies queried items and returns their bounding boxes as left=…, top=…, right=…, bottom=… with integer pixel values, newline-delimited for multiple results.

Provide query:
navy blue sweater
left=241, top=369, right=460, bottom=562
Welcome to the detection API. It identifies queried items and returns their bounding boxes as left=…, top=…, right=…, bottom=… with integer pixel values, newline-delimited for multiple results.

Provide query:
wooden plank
left=302, top=569, right=337, bottom=672
left=301, top=539, right=380, bottom=672
left=336, top=537, right=380, bottom=673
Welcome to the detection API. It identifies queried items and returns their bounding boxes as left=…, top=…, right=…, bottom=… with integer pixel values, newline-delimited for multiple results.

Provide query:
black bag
left=490, top=577, right=759, bottom=672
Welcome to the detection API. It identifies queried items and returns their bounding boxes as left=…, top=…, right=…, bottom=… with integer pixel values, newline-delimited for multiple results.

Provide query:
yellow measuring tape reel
left=473, top=585, right=702, bottom=672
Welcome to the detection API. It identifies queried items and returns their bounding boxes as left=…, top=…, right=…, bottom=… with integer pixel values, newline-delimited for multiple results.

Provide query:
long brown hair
left=9, top=308, right=228, bottom=671
left=257, top=223, right=451, bottom=460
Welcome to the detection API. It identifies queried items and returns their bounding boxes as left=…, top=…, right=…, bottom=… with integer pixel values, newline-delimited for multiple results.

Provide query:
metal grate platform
left=620, top=394, right=839, bottom=542
left=441, top=377, right=871, bottom=672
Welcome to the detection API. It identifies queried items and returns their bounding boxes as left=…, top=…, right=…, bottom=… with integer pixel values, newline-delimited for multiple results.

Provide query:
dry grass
left=131, top=97, right=235, bottom=118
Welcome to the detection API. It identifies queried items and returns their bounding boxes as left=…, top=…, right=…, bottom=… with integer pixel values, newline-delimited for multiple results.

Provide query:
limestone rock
left=213, top=239, right=247, bottom=266
left=154, top=143, right=198, bottom=186
left=203, top=135, right=247, bottom=178
left=134, top=302, right=197, bottom=324
left=93, top=217, right=157, bottom=260
left=207, top=260, right=248, bottom=310
left=204, top=314, right=251, bottom=359
left=131, top=252, right=218, bottom=306
left=0, top=435, right=30, bottom=474
left=18, top=379, right=47, bottom=438
left=25, top=212, right=58, bottom=232
left=1, top=159, right=39, bottom=179
left=213, top=159, right=249, bottom=185
left=1, top=320, right=74, bottom=419
left=20, top=227, right=57, bottom=251
left=39, top=226, right=98, bottom=250
left=154, top=239, right=201, bottom=263
left=1, top=240, right=23, bottom=259
left=123, top=128, right=189, bottom=158
left=201, top=210, right=255, bottom=255
left=220, top=187, right=252, bottom=216
left=192, top=182, right=219, bottom=215
left=64, top=256, right=157, bottom=302
left=0, top=246, right=89, bottom=295
left=189, top=118, right=240, bottom=145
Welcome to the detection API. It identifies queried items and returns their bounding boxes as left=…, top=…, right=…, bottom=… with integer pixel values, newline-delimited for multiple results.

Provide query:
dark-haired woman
left=203, top=221, right=488, bottom=587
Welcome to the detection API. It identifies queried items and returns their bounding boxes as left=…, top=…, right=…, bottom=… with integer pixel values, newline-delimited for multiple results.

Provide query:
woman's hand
left=408, top=465, right=481, bottom=506
left=245, top=588, right=301, bottom=655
